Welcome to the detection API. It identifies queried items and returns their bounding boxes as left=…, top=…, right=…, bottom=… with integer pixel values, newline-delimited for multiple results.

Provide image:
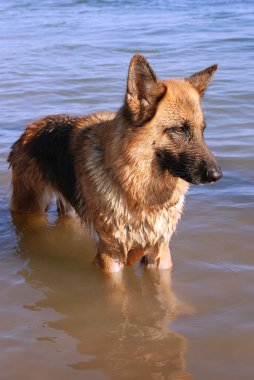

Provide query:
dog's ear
left=124, top=54, right=166, bottom=126
left=185, top=64, right=218, bottom=96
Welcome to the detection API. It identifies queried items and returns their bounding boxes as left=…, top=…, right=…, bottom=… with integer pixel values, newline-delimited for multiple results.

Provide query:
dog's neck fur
left=99, top=112, right=189, bottom=212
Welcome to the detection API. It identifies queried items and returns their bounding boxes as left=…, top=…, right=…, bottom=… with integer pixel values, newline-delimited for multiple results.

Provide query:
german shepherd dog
left=8, top=55, right=222, bottom=273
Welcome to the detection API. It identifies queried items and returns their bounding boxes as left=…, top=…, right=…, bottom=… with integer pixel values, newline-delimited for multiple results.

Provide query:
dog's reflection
left=12, top=213, right=193, bottom=380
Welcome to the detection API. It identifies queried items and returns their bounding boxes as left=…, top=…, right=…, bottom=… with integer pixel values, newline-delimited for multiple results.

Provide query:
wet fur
left=8, top=55, right=221, bottom=273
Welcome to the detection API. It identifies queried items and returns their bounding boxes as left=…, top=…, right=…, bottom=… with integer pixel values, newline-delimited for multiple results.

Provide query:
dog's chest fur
left=81, top=182, right=185, bottom=252
left=108, top=195, right=185, bottom=252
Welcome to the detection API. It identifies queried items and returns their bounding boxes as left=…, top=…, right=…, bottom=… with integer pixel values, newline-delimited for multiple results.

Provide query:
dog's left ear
left=185, top=64, right=218, bottom=96
left=124, top=54, right=166, bottom=126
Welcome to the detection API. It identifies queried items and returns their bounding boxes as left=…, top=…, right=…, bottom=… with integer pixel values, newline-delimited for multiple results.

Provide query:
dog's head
left=121, top=54, right=222, bottom=185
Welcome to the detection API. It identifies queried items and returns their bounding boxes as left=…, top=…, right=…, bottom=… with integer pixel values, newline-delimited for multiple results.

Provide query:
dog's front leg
left=141, top=241, right=172, bottom=270
left=93, top=240, right=125, bottom=273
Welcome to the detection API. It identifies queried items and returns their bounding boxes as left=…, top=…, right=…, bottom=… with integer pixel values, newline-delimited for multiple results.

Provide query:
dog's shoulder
left=74, top=111, right=116, bottom=129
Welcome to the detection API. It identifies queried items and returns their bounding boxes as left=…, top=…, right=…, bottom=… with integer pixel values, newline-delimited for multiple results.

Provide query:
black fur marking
left=156, top=149, right=222, bottom=185
left=156, top=149, right=203, bottom=184
left=26, top=119, right=77, bottom=205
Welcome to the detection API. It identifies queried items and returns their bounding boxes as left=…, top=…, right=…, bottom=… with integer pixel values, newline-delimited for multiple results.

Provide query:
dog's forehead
left=157, top=79, right=204, bottom=125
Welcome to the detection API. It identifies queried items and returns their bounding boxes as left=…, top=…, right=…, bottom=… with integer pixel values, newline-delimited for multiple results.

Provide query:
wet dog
left=8, top=54, right=222, bottom=273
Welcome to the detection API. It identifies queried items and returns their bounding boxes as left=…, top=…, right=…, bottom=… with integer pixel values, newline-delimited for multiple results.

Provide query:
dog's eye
left=163, top=126, right=186, bottom=135
left=172, top=126, right=185, bottom=134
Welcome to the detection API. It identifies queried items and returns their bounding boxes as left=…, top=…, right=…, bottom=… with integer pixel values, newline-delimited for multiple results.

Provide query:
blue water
left=0, top=1, right=254, bottom=380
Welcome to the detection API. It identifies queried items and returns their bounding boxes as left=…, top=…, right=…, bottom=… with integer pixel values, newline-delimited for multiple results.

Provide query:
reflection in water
left=12, top=213, right=193, bottom=380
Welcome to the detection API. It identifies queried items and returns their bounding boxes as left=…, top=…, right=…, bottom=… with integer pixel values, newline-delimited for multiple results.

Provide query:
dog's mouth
left=181, top=167, right=223, bottom=185
left=190, top=165, right=223, bottom=185
left=166, top=166, right=223, bottom=185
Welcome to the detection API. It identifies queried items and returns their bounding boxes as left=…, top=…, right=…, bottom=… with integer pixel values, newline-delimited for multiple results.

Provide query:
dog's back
left=8, top=112, right=115, bottom=214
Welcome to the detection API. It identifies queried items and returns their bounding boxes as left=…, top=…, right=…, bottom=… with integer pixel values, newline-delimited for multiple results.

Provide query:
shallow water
left=0, top=1, right=254, bottom=379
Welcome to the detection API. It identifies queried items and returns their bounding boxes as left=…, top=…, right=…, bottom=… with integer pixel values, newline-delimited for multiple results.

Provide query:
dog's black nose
left=206, top=167, right=223, bottom=182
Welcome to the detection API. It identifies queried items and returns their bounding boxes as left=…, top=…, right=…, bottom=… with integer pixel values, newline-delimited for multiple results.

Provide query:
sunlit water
left=0, top=1, right=254, bottom=379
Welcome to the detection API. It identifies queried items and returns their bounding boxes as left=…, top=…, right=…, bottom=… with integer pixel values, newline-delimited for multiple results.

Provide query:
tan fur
left=8, top=55, right=221, bottom=273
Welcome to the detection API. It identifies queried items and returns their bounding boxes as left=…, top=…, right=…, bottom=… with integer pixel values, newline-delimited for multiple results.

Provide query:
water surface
left=0, top=1, right=254, bottom=379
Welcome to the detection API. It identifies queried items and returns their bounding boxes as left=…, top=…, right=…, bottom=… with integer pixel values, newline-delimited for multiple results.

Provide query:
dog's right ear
left=124, top=55, right=166, bottom=126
